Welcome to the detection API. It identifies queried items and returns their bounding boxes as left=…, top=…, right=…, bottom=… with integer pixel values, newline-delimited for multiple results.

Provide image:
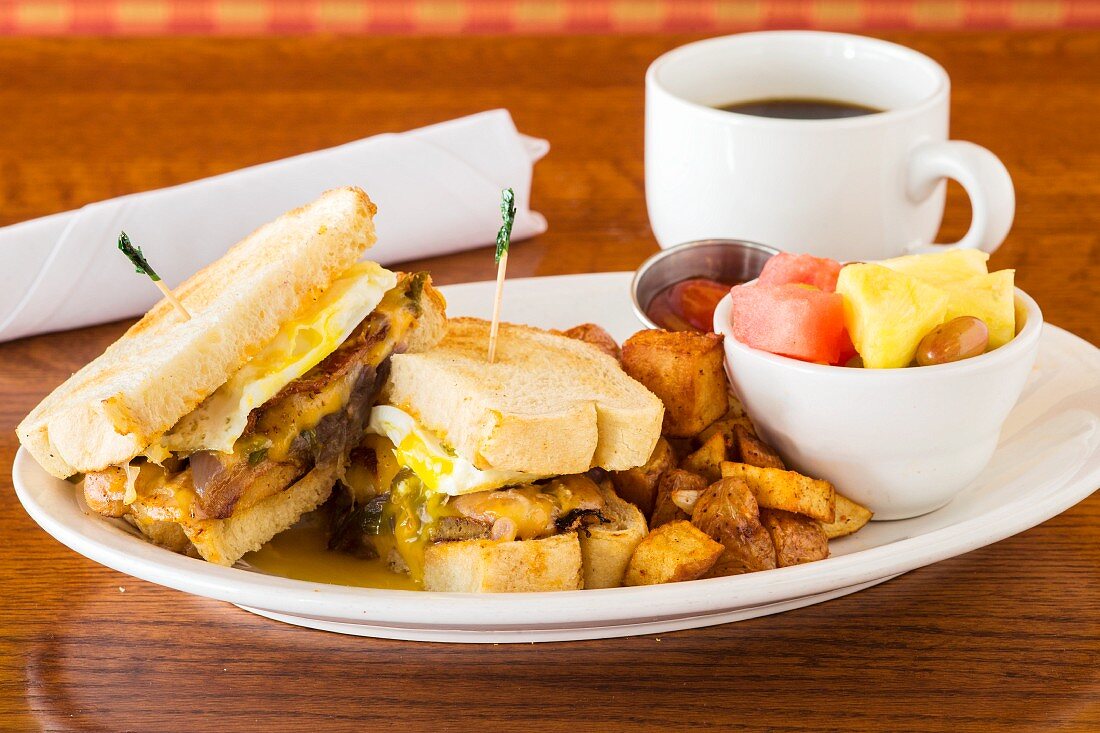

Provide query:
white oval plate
left=13, top=272, right=1100, bottom=643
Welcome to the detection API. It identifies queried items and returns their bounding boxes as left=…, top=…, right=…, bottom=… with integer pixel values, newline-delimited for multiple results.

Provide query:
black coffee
left=717, top=97, right=882, bottom=119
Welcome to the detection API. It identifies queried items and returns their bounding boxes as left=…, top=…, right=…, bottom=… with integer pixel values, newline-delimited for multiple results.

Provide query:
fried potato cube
left=86, top=462, right=177, bottom=519
left=821, top=494, right=874, bottom=539
left=691, top=477, right=776, bottom=576
left=623, top=521, right=724, bottom=586
left=696, top=415, right=756, bottom=459
left=720, top=462, right=836, bottom=523
left=732, top=424, right=785, bottom=469
left=760, top=509, right=829, bottom=567
left=651, top=468, right=705, bottom=528
left=611, top=437, right=675, bottom=518
left=82, top=466, right=130, bottom=517
left=125, top=470, right=195, bottom=554
left=621, top=330, right=729, bottom=437
left=680, top=431, right=726, bottom=483
left=556, top=323, right=621, bottom=360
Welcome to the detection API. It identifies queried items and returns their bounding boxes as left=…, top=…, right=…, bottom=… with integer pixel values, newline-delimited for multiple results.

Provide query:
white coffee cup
left=645, top=31, right=1015, bottom=261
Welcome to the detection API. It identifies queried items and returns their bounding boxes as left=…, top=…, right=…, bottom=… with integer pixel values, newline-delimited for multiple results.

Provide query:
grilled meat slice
left=429, top=516, right=493, bottom=543
left=188, top=451, right=307, bottom=521
left=190, top=359, right=387, bottom=520
left=188, top=293, right=400, bottom=520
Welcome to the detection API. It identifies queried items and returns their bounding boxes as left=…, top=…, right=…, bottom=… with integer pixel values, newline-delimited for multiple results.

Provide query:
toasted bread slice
left=184, top=462, right=342, bottom=566
left=125, top=461, right=339, bottom=565
left=384, top=318, right=664, bottom=475
left=579, top=484, right=649, bottom=589
left=120, top=278, right=448, bottom=566
left=401, top=277, right=448, bottom=355
left=420, top=484, right=646, bottom=592
left=19, top=187, right=379, bottom=478
left=422, top=533, right=583, bottom=592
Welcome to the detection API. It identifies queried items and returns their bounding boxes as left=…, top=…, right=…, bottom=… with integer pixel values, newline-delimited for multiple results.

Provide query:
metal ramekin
left=631, top=239, right=781, bottom=329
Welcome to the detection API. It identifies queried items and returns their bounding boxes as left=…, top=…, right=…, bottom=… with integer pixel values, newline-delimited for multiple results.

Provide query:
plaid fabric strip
left=0, top=0, right=1094, bottom=35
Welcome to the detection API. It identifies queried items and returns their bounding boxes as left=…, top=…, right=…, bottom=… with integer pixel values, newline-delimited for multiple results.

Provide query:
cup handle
left=905, top=140, right=1015, bottom=254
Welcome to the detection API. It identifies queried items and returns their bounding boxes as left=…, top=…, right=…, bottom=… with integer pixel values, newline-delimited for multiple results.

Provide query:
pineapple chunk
left=879, top=249, right=989, bottom=287
left=836, top=264, right=949, bottom=369
left=1014, top=297, right=1029, bottom=336
left=941, top=270, right=1016, bottom=349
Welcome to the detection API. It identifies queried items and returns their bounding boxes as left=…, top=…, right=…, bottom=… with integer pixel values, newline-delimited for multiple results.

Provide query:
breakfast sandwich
left=18, top=187, right=446, bottom=566
left=330, top=317, right=665, bottom=591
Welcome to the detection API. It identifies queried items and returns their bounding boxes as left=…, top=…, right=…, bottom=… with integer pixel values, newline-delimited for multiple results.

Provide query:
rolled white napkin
left=0, top=109, right=548, bottom=342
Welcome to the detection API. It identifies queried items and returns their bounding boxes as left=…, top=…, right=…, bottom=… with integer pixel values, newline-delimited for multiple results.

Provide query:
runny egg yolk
left=366, top=405, right=552, bottom=496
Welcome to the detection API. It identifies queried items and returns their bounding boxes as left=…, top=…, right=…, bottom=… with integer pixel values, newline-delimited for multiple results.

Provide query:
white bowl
left=713, top=289, right=1044, bottom=519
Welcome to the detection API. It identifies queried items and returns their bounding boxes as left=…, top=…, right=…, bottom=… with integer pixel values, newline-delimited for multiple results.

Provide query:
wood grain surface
left=0, top=33, right=1097, bottom=732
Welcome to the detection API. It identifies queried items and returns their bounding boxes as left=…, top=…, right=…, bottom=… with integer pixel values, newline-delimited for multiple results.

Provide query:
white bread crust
left=385, top=318, right=664, bottom=474
left=19, top=187, right=378, bottom=477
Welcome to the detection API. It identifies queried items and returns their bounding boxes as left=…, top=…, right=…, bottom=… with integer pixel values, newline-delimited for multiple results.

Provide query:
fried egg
left=159, top=261, right=397, bottom=456
left=367, top=405, right=550, bottom=496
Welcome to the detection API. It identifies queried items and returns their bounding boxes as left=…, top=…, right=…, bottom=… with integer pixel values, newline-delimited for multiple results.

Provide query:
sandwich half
left=18, top=187, right=446, bottom=566
left=332, top=317, right=663, bottom=591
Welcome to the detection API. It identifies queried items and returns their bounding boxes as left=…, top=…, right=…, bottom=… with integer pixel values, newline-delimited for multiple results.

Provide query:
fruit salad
left=727, top=250, right=1018, bottom=368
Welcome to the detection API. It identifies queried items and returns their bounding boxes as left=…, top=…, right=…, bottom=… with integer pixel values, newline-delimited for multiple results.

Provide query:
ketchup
left=646, top=277, right=739, bottom=332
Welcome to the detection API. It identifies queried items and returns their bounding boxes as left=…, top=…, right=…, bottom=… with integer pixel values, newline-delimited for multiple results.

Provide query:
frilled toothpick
left=487, top=188, right=516, bottom=363
left=118, top=231, right=191, bottom=321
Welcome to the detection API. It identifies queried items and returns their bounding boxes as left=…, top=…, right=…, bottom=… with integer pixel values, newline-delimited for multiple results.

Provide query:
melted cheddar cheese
left=154, top=261, right=396, bottom=457
left=367, top=457, right=605, bottom=583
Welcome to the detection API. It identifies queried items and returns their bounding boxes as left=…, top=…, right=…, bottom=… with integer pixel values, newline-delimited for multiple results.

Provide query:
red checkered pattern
left=0, top=0, right=1095, bottom=35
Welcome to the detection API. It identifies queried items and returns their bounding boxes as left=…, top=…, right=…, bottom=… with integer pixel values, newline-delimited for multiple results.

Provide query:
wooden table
left=1, top=32, right=1097, bottom=732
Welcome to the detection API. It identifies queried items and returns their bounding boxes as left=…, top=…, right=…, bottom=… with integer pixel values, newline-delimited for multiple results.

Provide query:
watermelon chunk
left=758, top=252, right=843, bottom=292
left=728, top=284, right=847, bottom=364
